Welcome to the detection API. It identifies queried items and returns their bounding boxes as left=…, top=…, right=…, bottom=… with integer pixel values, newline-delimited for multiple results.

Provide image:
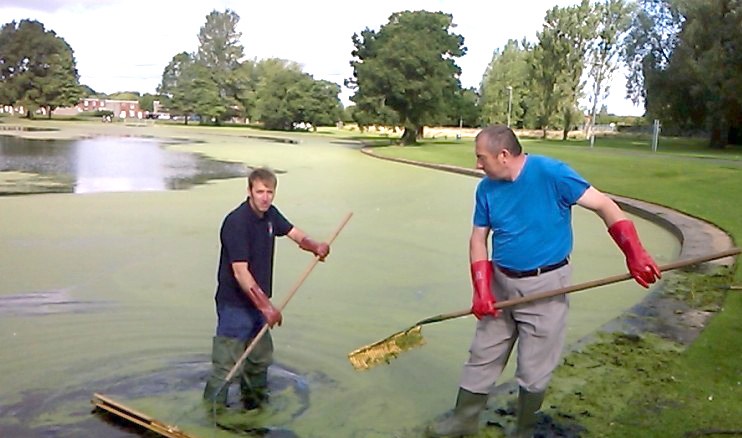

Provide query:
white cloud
left=0, top=0, right=644, bottom=115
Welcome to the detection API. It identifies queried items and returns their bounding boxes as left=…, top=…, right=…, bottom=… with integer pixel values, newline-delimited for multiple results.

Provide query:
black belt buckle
left=499, top=258, right=569, bottom=278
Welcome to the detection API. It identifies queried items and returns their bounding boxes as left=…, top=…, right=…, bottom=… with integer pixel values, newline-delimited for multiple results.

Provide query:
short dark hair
left=248, top=167, right=277, bottom=189
left=476, top=124, right=522, bottom=155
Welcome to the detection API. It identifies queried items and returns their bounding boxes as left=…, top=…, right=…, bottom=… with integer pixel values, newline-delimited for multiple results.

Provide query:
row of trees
left=479, top=0, right=630, bottom=140
left=157, top=10, right=342, bottom=129
left=344, top=4, right=633, bottom=144
left=0, top=19, right=82, bottom=118
left=2, top=2, right=739, bottom=146
left=349, top=1, right=740, bottom=147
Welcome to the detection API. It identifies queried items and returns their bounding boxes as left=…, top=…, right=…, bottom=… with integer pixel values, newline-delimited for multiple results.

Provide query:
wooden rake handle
left=225, top=212, right=353, bottom=382
left=413, top=247, right=741, bottom=328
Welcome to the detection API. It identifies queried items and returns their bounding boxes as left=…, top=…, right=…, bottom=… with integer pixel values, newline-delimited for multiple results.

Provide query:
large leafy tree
left=253, top=58, right=342, bottom=131
left=297, top=79, right=343, bottom=129
left=0, top=19, right=81, bottom=118
left=664, top=0, right=742, bottom=146
left=627, top=0, right=741, bottom=147
left=347, top=10, right=466, bottom=144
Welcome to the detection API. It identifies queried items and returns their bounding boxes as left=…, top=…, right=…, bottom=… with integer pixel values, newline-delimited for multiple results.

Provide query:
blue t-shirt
left=473, top=154, right=590, bottom=271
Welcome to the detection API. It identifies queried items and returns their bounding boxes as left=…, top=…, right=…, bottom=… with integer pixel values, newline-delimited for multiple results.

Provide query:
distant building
left=52, top=98, right=145, bottom=119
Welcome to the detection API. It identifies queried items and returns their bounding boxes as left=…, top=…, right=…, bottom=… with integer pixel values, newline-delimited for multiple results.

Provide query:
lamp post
left=506, top=85, right=513, bottom=128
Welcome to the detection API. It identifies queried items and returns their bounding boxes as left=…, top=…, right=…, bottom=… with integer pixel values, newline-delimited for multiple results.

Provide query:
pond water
left=0, top=135, right=248, bottom=195
left=0, top=129, right=680, bottom=438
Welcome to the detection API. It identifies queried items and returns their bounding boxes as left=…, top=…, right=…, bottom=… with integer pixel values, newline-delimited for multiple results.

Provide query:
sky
left=0, top=0, right=645, bottom=116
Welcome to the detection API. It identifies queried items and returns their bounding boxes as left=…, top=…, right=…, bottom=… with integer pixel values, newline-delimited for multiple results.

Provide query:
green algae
left=540, top=268, right=736, bottom=437
left=0, top=170, right=71, bottom=195
left=547, top=331, right=683, bottom=434
left=0, top=122, right=681, bottom=437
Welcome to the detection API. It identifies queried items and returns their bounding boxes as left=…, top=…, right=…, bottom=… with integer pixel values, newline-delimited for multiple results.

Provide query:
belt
left=497, top=257, right=569, bottom=278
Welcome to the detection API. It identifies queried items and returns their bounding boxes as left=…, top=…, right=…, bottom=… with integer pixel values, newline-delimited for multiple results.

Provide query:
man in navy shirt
left=427, top=125, right=660, bottom=437
left=203, top=167, right=330, bottom=410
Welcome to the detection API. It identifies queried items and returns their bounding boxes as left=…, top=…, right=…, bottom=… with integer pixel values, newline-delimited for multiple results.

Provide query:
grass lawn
left=371, top=134, right=742, bottom=437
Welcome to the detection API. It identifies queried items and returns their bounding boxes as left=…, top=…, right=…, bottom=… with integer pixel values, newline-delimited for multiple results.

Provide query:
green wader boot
left=203, top=336, right=246, bottom=406
left=513, top=387, right=545, bottom=438
left=240, top=331, right=273, bottom=410
left=426, top=388, right=489, bottom=437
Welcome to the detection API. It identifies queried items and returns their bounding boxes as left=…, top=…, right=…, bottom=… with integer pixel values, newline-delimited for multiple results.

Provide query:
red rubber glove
left=608, top=219, right=661, bottom=288
left=245, top=285, right=282, bottom=328
left=300, top=237, right=330, bottom=261
left=471, top=260, right=499, bottom=319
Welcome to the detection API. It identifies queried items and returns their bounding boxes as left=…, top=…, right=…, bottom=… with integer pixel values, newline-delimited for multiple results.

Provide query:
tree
left=531, top=2, right=597, bottom=139
left=0, top=19, right=81, bottom=118
left=585, top=0, right=632, bottom=138
left=348, top=95, right=400, bottom=131
left=347, top=10, right=466, bottom=144
left=434, top=86, right=480, bottom=127
left=196, top=9, right=244, bottom=123
left=158, top=52, right=202, bottom=124
left=252, top=59, right=342, bottom=131
left=252, top=58, right=301, bottom=130
left=557, top=1, right=597, bottom=140
left=138, top=93, right=157, bottom=112
left=232, top=59, right=260, bottom=122
left=627, top=0, right=742, bottom=147
left=666, top=0, right=742, bottom=147
left=622, top=0, right=683, bottom=106
left=531, top=18, right=566, bottom=137
left=79, top=84, right=99, bottom=97
left=107, top=91, right=140, bottom=100
left=480, top=39, right=530, bottom=127
left=298, top=79, right=343, bottom=129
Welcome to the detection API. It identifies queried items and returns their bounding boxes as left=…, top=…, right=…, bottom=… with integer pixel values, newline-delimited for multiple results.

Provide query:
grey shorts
left=459, top=264, right=571, bottom=394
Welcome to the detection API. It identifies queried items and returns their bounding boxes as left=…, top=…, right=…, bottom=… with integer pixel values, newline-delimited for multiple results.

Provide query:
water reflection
left=0, top=136, right=248, bottom=195
left=74, top=137, right=167, bottom=193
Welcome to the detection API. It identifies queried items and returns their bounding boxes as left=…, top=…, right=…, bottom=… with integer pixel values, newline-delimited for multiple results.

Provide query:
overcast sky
left=0, top=0, right=644, bottom=116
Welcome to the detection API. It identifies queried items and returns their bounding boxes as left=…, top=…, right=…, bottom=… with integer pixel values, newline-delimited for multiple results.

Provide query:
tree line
left=157, top=10, right=342, bottom=129
left=349, top=0, right=740, bottom=146
left=1, top=1, right=740, bottom=146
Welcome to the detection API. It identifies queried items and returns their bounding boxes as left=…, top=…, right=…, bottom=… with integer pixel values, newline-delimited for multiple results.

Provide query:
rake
left=347, top=247, right=740, bottom=371
left=221, top=212, right=353, bottom=384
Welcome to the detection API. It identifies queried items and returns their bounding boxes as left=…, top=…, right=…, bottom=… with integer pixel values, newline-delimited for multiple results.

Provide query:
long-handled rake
left=347, top=247, right=740, bottom=371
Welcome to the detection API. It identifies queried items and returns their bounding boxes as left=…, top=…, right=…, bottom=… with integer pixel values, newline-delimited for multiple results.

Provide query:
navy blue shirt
left=215, top=199, right=293, bottom=307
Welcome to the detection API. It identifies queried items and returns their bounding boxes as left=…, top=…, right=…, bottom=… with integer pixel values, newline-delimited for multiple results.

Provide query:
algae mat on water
left=0, top=125, right=679, bottom=437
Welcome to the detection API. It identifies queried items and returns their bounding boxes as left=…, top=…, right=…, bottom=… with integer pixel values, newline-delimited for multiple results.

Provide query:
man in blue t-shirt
left=427, top=125, right=660, bottom=438
left=203, top=167, right=330, bottom=411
